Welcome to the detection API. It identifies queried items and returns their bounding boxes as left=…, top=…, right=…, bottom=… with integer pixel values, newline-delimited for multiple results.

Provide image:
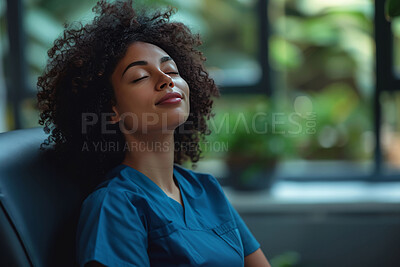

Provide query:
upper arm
left=76, top=189, right=149, bottom=267
left=244, top=248, right=271, bottom=267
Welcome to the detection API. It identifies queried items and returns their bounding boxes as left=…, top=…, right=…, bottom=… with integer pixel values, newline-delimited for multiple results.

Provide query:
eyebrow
left=121, top=56, right=173, bottom=77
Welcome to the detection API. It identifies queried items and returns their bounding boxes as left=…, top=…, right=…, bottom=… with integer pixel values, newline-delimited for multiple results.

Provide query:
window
left=268, top=0, right=375, bottom=180
left=2, top=0, right=399, bottom=182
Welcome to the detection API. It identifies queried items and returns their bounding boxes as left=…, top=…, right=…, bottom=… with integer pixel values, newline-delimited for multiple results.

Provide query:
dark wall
left=241, top=211, right=400, bottom=267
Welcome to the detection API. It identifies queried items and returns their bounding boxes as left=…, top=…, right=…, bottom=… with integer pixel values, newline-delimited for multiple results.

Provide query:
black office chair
left=0, top=127, right=90, bottom=267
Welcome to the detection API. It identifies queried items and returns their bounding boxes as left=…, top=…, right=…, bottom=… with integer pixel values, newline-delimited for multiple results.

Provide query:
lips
left=156, top=92, right=183, bottom=105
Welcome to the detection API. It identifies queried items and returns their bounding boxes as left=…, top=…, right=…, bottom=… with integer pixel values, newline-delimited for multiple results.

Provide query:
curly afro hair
left=37, top=0, right=219, bottom=180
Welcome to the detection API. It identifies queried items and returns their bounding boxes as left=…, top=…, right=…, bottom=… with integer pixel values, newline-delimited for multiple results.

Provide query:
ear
left=110, top=105, right=121, bottom=124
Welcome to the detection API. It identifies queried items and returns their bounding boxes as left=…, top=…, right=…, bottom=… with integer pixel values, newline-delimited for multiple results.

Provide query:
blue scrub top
left=76, top=164, right=260, bottom=267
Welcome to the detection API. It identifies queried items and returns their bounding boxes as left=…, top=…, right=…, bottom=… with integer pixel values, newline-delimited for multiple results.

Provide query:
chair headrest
left=0, top=127, right=87, bottom=266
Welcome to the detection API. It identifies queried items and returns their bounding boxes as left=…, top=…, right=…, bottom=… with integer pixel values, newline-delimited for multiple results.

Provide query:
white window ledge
left=223, top=181, right=400, bottom=213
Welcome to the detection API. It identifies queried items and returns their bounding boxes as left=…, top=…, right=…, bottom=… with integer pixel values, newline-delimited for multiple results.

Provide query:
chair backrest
left=0, top=127, right=89, bottom=267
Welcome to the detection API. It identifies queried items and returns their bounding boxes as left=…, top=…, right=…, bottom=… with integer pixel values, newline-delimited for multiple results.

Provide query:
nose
left=157, top=73, right=175, bottom=91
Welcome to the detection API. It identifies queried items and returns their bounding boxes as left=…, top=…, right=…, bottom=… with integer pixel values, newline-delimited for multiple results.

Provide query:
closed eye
left=132, top=76, right=148, bottom=83
left=166, top=72, right=179, bottom=75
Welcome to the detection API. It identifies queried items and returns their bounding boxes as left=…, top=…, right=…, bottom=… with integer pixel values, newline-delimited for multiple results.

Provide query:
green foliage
left=386, top=0, right=400, bottom=20
left=205, top=96, right=296, bottom=161
left=205, top=81, right=372, bottom=162
left=267, top=0, right=374, bottom=162
left=270, top=251, right=301, bottom=267
left=299, top=85, right=372, bottom=160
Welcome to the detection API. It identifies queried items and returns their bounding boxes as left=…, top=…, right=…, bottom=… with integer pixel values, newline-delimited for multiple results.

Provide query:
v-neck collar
left=114, top=164, right=189, bottom=226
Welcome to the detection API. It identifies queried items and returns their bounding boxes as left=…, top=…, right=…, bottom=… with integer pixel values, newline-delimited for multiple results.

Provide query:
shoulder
left=81, top=169, right=148, bottom=220
left=78, top=177, right=149, bottom=245
left=77, top=171, right=150, bottom=267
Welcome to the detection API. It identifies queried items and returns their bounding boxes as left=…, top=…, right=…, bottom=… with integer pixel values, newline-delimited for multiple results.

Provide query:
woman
left=37, top=1, right=271, bottom=266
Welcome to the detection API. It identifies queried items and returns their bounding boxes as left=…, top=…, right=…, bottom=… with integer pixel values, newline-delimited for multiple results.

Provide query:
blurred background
left=1, top=0, right=400, bottom=266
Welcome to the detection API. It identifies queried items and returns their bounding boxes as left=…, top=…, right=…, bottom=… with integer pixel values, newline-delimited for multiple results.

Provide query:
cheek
left=185, top=84, right=190, bottom=109
left=184, top=80, right=189, bottom=93
left=180, top=80, right=190, bottom=99
left=117, top=90, right=150, bottom=113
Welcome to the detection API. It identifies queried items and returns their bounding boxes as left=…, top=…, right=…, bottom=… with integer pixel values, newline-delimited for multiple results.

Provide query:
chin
left=139, top=111, right=189, bottom=133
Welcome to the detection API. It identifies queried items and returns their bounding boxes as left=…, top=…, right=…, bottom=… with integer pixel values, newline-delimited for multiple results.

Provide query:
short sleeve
left=201, top=172, right=261, bottom=257
left=76, top=188, right=150, bottom=267
left=229, top=204, right=261, bottom=257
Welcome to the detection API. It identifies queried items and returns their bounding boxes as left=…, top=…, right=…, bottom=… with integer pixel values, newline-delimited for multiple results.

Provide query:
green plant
left=207, top=96, right=294, bottom=161
left=204, top=96, right=297, bottom=189
left=296, top=84, right=372, bottom=161
left=386, top=0, right=400, bottom=20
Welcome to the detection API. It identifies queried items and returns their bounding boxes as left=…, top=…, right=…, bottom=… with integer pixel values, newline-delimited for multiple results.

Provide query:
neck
left=121, top=131, right=176, bottom=193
